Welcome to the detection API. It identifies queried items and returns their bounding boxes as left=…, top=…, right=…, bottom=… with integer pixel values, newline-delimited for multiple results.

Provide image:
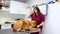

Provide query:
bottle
left=2, top=0, right=6, bottom=7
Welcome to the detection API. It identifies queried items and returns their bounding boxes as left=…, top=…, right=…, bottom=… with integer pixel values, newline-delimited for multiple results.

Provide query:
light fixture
left=56, top=0, right=60, bottom=2
left=58, top=0, right=60, bottom=2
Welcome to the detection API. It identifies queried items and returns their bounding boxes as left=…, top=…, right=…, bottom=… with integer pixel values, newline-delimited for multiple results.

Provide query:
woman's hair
left=33, top=7, right=41, bottom=16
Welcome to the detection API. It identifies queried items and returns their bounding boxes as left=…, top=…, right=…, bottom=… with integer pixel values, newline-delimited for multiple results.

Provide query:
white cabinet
left=1, top=24, right=11, bottom=29
left=10, top=1, right=28, bottom=14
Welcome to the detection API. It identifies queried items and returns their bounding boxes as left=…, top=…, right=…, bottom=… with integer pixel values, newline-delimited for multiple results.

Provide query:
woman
left=29, top=7, right=45, bottom=34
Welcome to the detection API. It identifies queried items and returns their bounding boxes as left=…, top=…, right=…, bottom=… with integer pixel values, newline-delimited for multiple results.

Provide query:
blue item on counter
left=48, top=1, right=55, bottom=4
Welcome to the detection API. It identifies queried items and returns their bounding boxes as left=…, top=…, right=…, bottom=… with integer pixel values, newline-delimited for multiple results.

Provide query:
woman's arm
left=37, top=21, right=45, bottom=28
left=37, top=14, right=45, bottom=28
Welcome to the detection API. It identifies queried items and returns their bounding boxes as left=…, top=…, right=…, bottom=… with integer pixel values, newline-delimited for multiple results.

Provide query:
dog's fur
left=12, top=20, right=37, bottom=32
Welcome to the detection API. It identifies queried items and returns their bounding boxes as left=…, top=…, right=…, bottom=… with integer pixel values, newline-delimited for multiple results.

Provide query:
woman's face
left=33, top=8, right=38, bottom=13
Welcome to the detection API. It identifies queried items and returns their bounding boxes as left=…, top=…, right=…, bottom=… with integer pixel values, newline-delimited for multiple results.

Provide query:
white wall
left=42, top=2, right=60, bottom=34
left=38, top=5, right=46, bottom=15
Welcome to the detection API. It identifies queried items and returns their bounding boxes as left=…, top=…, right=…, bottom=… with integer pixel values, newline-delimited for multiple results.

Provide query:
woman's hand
left=28, top=11, right=34, bottom=18
left=37, top=25, right=40, bottom=28
left=30, top=11, right=34, bottom=15
left=37, top=22, right=45, bottom=28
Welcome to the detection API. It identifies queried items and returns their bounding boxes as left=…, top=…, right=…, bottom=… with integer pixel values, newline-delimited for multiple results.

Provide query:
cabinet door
left=10, top=1, right=27, bottom=14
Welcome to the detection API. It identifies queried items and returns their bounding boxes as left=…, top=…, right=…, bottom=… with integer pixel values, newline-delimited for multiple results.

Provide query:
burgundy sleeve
left=41, top=15, right=45, bottom=22
left=30, top=14, right=33, bottom=17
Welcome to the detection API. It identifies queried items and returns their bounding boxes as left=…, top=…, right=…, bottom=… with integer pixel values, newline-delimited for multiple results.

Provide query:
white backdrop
left=38, top=5, right=46, bottom=15
left=42, top=2, right=60, bottom=34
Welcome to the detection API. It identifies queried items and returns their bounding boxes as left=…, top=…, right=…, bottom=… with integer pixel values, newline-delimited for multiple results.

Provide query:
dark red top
left=31, top=13, right=45, bottom=26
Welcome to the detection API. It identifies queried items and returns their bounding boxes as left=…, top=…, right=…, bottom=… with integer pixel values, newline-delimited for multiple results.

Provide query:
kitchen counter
left=0, top=29, right=41, bottom=34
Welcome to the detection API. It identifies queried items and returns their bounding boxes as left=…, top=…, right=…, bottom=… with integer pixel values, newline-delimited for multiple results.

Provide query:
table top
left=0, top=29, right=41, bottom=34
left=0, top=29, right=27, bottom=34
